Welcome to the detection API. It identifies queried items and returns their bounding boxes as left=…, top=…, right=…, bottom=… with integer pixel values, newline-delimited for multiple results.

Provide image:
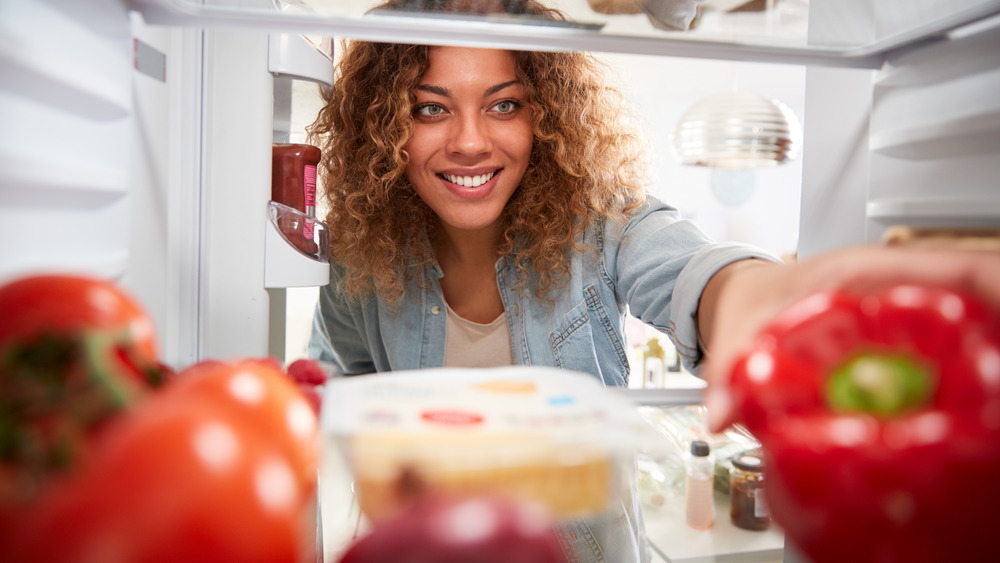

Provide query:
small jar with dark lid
left=729, top=453, right=770, bottom=531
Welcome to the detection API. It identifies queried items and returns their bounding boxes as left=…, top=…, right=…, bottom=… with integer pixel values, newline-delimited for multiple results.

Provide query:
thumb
left=704, top=380, right=735, bottom=434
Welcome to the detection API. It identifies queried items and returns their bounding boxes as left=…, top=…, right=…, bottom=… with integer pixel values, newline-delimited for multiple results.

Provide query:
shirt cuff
left=670, top=242, right=780, bottom=374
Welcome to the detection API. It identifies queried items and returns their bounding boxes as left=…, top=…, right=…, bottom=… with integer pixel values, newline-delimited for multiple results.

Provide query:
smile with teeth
left=441, top=171, right=497, bottom=188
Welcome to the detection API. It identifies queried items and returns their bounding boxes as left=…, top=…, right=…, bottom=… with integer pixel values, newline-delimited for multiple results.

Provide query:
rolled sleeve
left=612, top=196, right=779, bottom=375
left=670, top=242, right=779, bottom=373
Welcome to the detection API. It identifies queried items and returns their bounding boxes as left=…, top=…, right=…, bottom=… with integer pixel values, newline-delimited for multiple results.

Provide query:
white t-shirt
left=442, top=301, right=513, bottom=368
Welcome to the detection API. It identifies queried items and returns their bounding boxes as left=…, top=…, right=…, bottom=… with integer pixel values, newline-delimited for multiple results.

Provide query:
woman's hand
left=702, top=245, right=1000, bottom=433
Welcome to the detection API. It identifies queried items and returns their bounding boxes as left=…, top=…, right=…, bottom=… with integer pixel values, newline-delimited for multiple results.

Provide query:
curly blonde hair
left=307, top=0, right=647, bottom=306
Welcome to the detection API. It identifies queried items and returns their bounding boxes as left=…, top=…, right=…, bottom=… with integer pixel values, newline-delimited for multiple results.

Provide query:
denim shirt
left=308, top=195, right=778, bottom=562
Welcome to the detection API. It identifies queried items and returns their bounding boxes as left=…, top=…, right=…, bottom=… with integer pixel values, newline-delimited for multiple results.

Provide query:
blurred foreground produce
left=0, top=274, right=320, bottom=563
left=286, top=357, right=328, bottom=414
left=0, top=275, right=169, bottom=507
left=729, top=283, right=1000, bottom=563
left=339, top=487, right=567, bottom=563
left=3, top=357, right=319, bottom=563
left=0, top=274, right=160, bottom=365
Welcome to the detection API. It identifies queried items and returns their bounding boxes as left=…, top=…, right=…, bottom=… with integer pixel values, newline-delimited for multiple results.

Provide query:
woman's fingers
left=702, top=246, right=1000, bottom=434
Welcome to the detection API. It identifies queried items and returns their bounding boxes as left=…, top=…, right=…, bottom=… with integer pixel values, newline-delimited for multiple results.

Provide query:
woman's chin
left=437, top=209, right=505, bottom=234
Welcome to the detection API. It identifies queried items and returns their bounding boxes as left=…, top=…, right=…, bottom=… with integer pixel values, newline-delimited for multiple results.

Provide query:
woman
left=306, top=0, right=771, bottom=384
left=308, top=3, right=749, bottom=559
left=306, top=0, right=1000, bottom=560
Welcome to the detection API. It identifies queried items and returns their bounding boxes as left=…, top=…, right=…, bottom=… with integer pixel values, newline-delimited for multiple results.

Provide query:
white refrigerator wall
left=799, top=0, right=1000, bottom=258
left=0, top=0, right=217, bottom=369
left=797, top=0, right=875, bottom=257
left=867, top=26, right=1000, bottom=236
left=0, top=0, right=133, bottom=281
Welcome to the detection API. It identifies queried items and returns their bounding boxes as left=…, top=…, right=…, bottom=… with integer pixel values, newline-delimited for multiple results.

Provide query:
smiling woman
left=307, top=0, right=651, bottom=311
left=403, top=47, right=533, bottom=235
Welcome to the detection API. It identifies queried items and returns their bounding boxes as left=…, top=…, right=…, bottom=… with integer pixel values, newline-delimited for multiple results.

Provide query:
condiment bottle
left=729, top=453, right=770, bottom=530
left=271, top=143, right=321, bottom=220
left=643, top=337, right=665, bottom=388
left=685, top=440, right=715, bottom=529
left=271, top=143, right=321, bottom=255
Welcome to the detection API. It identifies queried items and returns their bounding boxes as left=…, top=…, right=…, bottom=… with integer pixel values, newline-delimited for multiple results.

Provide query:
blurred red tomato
left=5, top=359, right=320, bottom=563
left=0, top=274, right=158, bottom=364
left=0, top=274, right=166, bottom=519
left=167, top=358, right=320, bottom=490
left=287, top=359, right=328, bottom=386
left=286, top=358, right=328, bottom=415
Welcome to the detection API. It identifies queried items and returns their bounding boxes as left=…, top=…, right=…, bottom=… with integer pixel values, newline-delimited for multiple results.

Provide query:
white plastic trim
left=867, top=198, right=1000, bottom=227
left=264, top=210, right=330, bottom=288
left=267, top=33, right=333, bottom=87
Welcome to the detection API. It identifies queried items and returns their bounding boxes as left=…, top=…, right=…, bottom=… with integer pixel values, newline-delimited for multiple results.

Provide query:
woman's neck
left=434, top=222, right=500, bottom=267
left=433, top=222, right=505, bottom=323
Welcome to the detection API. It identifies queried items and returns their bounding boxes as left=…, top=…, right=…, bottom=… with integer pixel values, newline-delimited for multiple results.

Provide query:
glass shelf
left=129, top=0, right=1000, bottom=69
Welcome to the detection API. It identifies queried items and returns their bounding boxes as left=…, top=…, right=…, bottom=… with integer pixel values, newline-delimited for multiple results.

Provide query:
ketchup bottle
left=271, top=143, right=321, bottom=255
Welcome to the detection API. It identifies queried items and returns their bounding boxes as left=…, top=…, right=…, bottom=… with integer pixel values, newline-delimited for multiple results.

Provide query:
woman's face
left=404, top=47, right=533, bottom=235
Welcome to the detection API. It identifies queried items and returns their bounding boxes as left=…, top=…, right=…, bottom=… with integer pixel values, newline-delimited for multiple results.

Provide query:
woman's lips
left=443, top=170, right=496, bottom=187
left=439, top=170, right=500, bottom=199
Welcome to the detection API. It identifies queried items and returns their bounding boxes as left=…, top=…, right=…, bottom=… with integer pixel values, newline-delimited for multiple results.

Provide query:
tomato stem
left=827, top=353, right=933, bottom=416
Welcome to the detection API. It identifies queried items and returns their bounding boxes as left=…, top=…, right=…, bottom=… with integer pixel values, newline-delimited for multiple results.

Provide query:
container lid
left=321, top=366, right=645, bottom=470
left=690, top=440, right=710, bottom=457
left=732, top=453, right=765, bottom=472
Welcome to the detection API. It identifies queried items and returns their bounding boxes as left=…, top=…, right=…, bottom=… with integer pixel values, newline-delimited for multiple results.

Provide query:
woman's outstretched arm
left=697, top=245, right=1000, bottom=432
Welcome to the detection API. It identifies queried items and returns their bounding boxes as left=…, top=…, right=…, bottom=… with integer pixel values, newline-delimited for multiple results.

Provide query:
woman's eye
left=492, top=100, right=520, bottom=114
left=415, top=104, right=445, bottom=117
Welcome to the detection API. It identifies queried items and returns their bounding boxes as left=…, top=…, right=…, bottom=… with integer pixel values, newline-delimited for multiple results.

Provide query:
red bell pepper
left=729, top=283, right=1000, bottom=563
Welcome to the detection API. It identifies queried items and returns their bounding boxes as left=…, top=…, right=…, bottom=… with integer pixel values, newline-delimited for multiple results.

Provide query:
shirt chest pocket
left=549, top=285, right=629, bottom=387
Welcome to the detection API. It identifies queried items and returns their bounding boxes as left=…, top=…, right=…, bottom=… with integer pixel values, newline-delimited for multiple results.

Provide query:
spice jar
left=729, top=453, right=770, bottom=531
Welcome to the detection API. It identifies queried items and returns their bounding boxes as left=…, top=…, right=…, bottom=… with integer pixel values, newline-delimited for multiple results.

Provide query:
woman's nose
left=447, top=114, right=492, bottom=157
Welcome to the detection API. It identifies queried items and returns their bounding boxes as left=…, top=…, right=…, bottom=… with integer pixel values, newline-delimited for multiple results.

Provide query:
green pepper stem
left=826, top=354, right=933, bottom=416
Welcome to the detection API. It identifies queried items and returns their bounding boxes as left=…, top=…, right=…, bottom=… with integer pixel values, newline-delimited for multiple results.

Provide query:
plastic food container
left=320, top=367, right=643, bottom=522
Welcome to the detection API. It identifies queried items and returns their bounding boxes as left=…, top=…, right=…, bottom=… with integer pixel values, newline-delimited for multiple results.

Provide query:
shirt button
left=431, top=305, right=441, bottom=315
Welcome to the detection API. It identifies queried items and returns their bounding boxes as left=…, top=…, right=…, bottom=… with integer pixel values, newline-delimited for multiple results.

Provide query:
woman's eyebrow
left=414, top=80, right=520, bottom=98
left=415, top=84, right=449, bottom=97
left=485, top=80, right=519, bottom=96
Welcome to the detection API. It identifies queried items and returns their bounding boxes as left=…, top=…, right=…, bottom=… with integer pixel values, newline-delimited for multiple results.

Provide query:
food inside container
left=320, top=367, right=643, bottom=522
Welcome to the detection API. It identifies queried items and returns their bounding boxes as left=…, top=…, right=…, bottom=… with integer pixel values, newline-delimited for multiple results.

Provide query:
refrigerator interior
left=2, top=1, right=999, bottom=562
left=2, top=0, right=999, bottom=373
